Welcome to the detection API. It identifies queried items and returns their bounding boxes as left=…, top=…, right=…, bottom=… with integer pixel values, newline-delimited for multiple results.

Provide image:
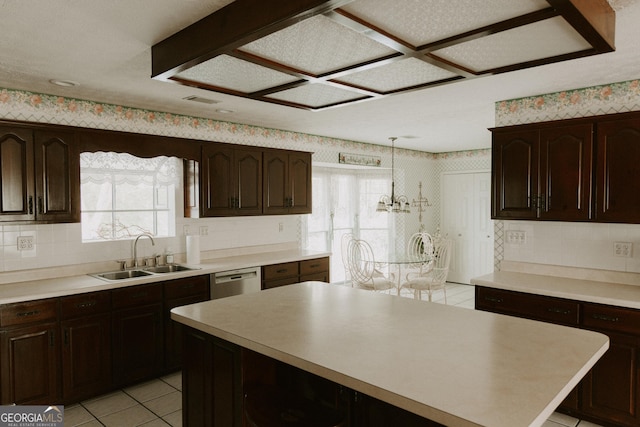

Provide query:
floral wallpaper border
left=496, top=78, right=640, bottom=126
left=0, top=87, right=486, bottom=160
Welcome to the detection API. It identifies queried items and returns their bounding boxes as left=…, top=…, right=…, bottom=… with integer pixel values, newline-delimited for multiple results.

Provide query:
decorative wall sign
left=339, top=152, right=381, bottom=166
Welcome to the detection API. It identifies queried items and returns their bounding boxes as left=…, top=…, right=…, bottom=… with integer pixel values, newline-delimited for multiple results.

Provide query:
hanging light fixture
left=376, top=137, right=410, bottom=213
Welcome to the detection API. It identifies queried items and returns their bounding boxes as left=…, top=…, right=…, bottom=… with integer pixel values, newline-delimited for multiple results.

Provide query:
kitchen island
left=171, top=281, right=609, bottom=427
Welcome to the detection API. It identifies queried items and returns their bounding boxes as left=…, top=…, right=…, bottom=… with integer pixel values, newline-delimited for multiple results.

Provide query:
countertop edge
left=470, top=271, right=640, bottom=310
left=0, top=249, right=331, bottom=305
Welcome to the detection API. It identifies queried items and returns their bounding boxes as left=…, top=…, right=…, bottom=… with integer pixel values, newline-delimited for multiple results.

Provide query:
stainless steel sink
left=93, top=269, right=154, bottom=281
left=91, top=264, right=198, bottom=281
left=142, top=264, right=196, bottom=274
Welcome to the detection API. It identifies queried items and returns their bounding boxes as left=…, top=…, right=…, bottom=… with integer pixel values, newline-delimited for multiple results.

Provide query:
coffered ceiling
left=0, top=1, right=639, bottom=152
left=152, top=0, right=615, bottom=111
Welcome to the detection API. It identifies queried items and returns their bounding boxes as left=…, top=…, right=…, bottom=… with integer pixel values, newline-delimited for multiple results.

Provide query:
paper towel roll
left=186, top=235, right=200, bottom=264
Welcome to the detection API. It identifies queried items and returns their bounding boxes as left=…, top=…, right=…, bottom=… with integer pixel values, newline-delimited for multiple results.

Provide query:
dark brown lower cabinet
left=112, top=284, right=164, bottom=387
left=181, top=326, right=443, bottom=426
left=60, top=290, right=112, bottom=402
left=0, top=322, right=59, bottom=404
left=164, top=276, right=210, bottom=371
left=476, top=286, right=640, bottom=427
left=61, top=313, right=111, bottom=402
left=183, top=326, right=242, bottom=427
left=262, top=257, right=330, bottom=289
left=0, top=298, right=59, bottom=405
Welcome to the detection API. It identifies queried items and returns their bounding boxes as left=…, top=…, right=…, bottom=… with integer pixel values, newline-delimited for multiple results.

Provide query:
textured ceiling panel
left=266, top=83, right=366, bottom=108
left=175, top=55, right=299, bottom=93
left=335, top=57, right=459, bottom=92
left=341, top=0, right=551, bottom=46
left=433, top=17, right=593, bottom=72
left=240, top=15, right=398, bottom=75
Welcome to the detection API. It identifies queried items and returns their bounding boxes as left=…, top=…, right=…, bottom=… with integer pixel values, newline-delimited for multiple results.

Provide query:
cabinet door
left=61, top=314, right=111, bottom=403
left=0, top=323, right=58, bottom=404
left=182, top=327, right=242, bottom=427
left=235, top=147, right=262, bottom=215
left=201, top=145, right=263, bottom=216
left=112, top=304, right=163, bottom=387
left=164, top=276, right=210, bottom=371
left=288, top=151, right=312, bottom=214
left=0, top=126, right=34, bottom=221
left=491, top=129, right=539, bottom=219
left=34, top=129, right=79, bottom=222
left=111, top=283, right=164, bottom=386
left=263, top=150, right=289, bottom=214
left=539, top=124, right=593, bottom=221
left=201, top=144, right=235, bottom=216
left=595, top=117, right=640, bottom=223
left=581, top=331, right=640, bottom=427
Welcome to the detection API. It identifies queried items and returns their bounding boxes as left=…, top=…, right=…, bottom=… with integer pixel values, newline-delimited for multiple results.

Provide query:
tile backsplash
left=502, top=221, right=640, bottom=273
left=0, top=215, right=300, bottom=274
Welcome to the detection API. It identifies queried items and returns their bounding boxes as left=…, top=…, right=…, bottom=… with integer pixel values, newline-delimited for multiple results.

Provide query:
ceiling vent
left=182, top=95, right=221, bottom=105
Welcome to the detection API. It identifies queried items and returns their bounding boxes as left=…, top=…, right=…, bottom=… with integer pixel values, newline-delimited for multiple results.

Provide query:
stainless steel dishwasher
left=211, top=266, right=261, bottom=299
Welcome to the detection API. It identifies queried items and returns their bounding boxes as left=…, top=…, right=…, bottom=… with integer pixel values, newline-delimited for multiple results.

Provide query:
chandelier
left=376, top=137, right=410, bottom=213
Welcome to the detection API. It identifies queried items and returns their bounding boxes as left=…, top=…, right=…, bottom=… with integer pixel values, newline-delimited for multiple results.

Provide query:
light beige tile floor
left=65, top=283, right=601, bottom=427
left=65, top=372, right=182, bottom=427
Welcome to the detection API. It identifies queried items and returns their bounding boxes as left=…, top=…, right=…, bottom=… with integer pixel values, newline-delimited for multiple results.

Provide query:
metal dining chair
left=347, top=239, right=395, bottom=293
left=406, top=232, right=434, bottom=262
left=401, top=238, right=452, bottom=302
left=341, top=233, right=355, bottom=286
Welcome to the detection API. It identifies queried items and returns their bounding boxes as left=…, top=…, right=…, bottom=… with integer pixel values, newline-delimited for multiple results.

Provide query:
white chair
left=348, top=239, right=395, bottom=293
left=340, top=233, right=354, bottom=286
left=401, top=238, right=452, bottom=302
left=406, top=232, right=434, bottom=262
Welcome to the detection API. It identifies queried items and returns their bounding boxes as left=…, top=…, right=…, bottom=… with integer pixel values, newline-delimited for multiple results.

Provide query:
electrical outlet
left=199, top=226, right=208, bottom=236
left=278, top=223, right=284, bottom=232
left=505, top=230, right=526, bottom=244
left=614, top=242, right=633, bottom=257
left=17, top=236, right=34, bottom=251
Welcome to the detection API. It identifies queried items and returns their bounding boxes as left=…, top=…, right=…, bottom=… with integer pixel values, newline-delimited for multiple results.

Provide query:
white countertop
left=171, top=282, right=609, bottom=427
left=0, top=249, right=329, bottom=305
left=471, top=264, right=640, bottom=310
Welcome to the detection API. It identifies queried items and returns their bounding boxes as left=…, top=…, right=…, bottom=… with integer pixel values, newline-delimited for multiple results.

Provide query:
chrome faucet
left=133, top=233, right=155, bottom=267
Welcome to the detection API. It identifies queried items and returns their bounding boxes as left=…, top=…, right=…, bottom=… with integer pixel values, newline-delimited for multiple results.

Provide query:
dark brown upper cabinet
left=492, top=111, right=640, bottom=223
left=595, top=116, right=640, bottom=223
left=0, top=125, right=79, bottom=223
left=263, top=150, right=312, bottom=215
left=492, top=129, right=539, bottom=219
left=201, top=143, right=263, bottom=217
left=539, top=123, right=593, bottom=221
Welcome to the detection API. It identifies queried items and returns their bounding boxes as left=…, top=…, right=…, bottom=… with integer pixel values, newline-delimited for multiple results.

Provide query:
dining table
left=377, top=253, right=433, bottom=295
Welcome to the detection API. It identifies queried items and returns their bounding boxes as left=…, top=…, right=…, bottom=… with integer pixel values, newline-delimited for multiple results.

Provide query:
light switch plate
left=17, top=236, right=34, bottom=251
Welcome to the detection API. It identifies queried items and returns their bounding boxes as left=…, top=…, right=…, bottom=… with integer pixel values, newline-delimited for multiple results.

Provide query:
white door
left=441, top=172, right=493, bottom=284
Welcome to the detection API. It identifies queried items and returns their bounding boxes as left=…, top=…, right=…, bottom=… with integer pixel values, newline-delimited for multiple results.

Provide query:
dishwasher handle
left=214, top=270, right=258, bottom=284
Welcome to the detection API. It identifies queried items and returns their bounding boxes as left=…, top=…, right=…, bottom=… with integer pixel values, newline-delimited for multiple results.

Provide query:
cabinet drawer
left=60, top=291, right=111, bottom=319
left=263, top=276, right=300, bottom=290
left=583, top=303, right=640, bottom=336
left=112, top=283, right=162, bottom=309
left=263, top=262, right=299, bottom=281
left=164, top=276, right=209, bottom=300
left=0, top=299, right=58, bottom=327
left=300, top=258, right=329, bottom=276
left=476, top=287, right=580, bottom=326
